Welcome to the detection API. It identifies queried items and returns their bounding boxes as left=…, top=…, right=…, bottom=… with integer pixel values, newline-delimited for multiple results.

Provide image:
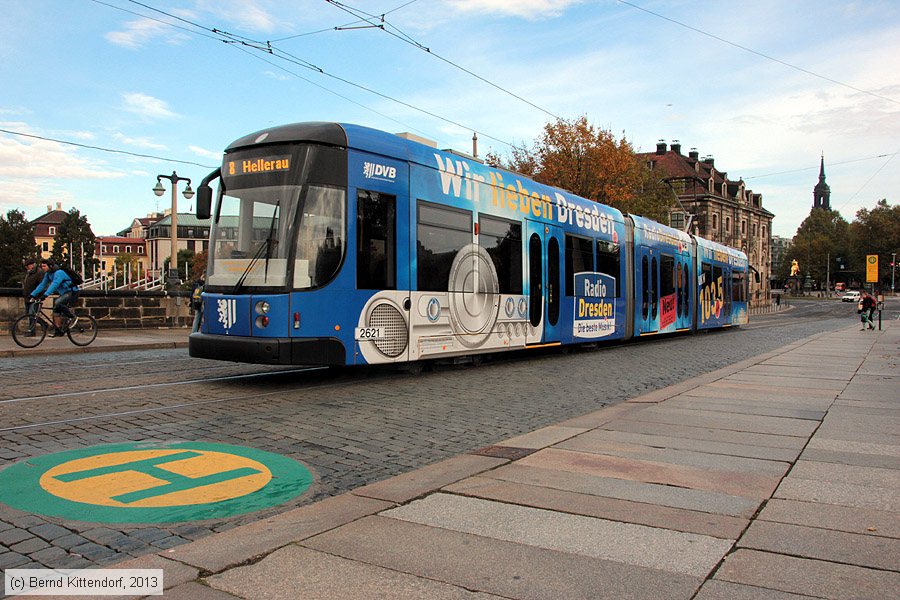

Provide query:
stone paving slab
left=694, top=580, right=815, bottom=600
left=788, top=459, right=900, bottom=489
left=603, top=419, right=809, bottom=449
left=737, top=520, right=900, bottom=571
left=719, top=373, right=847, bottom=391
left=494, top=425, right=587, bottom=449
left=805, top=437, right=900, bottom=457
left=840, top=377, right=900, bottom=400
left=162, top=493, right=393, bottom=573
left=146, top=581, right=240, bottom=600
left=383, top=493, right=733, bottom=577
left=568, top=428, right=802, bottom=462
left=302, top=515, right=702, bottom=600
left=443, top=476, right=750, bottom=538
left=484, top=463, right=762, bottom=517
left=758, top=498, right=900, bottom=539
left=739, top=364, right=858, bottom=380
left=350, top=454, right=508, bottom=504
left=659, top=397, right=827, bottom=420
left=619, top=406, right=820, bottom=437
left=701, top=380, right=839, bottom=399
left=715, top=548, right=900, bottom=600
left=817, top=412, right=900, bottom=437
left=799, top=447, right=900, bottom=469
left=554, top=402, right=649, bottom=428
left=555, top=434, right=790, bottom=475
left=774, top=478, right=900, bottom=512
left=516, top=448, right=782, bottom=498
left=208, top=545, right=502, bottom=600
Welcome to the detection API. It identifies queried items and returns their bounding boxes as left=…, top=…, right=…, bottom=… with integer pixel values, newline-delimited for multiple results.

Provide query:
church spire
left=813, top=154, right=831, bottom=210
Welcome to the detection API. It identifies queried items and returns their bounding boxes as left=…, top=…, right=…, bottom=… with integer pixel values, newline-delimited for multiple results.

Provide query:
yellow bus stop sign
left=866, top=255, right=879, bottom=283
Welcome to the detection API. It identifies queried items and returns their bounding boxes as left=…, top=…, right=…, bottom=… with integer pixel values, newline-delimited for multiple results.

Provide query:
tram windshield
left=208, top=184, right=346, bottom=291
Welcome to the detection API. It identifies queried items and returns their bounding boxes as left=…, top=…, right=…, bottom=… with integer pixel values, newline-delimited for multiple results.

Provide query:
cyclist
left=31, top=259, right=80, bottom=337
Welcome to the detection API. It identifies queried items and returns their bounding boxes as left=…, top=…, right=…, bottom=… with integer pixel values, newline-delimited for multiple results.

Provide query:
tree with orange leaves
left=487, top=116, right=674, bottom=223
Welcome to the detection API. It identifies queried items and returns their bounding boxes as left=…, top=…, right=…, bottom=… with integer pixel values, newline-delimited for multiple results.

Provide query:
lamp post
left=153, top=172, right=194, bottom=286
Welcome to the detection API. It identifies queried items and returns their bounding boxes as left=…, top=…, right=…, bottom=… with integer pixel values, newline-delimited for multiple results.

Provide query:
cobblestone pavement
left=0, top=300, right=889, bottom=576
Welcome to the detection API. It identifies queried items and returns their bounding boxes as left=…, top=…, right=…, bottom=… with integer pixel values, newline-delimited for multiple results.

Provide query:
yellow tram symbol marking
left=39, top=449, right=272, bottom=508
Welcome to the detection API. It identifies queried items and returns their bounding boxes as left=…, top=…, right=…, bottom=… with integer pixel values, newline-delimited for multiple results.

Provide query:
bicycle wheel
left=12, top=314, right=47, bottom=348
left=67, top=313, right=98, bottom=346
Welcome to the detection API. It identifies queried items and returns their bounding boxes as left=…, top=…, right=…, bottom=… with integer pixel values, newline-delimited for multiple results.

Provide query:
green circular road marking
left=0, top=442, right=313, bottom=524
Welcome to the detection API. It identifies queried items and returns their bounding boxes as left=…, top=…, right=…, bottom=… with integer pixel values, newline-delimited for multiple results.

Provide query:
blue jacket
left=31, top=269, right=76, bottom=298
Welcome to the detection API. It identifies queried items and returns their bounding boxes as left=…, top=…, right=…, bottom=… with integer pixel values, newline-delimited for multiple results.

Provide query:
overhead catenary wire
left=618, top=0, right=899, bottom=106
left=0, top=128, right=216, bottom=169
left=114, top=0, right=516, bottom=147
left=323, top=0, right=563, bottom=121
left=743, top=153, right=896, bottom=180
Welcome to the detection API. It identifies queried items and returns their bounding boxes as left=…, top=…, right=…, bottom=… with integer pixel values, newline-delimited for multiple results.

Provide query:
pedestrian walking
left=859, top=291, right=877, bottom=330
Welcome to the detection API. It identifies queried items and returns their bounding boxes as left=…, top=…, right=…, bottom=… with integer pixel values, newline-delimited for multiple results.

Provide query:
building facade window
left=48, top=226, right=56, bottom=235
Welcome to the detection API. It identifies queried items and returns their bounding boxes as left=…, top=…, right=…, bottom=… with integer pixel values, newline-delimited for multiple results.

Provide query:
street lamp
left=153, top=171, right=194, bottom=285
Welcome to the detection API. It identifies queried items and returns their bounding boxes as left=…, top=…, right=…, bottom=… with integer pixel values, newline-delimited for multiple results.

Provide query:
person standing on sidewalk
left=859, top=291, right=877, bottom=330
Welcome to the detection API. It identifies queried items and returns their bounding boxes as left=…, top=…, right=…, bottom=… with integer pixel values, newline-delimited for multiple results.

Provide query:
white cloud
left=195, top=0, right=277, bottom=33
left=0, top=131, right=125, bottom=181
left=113, top=132, right=168, bottom=150
left=189, top=145, right=222, bottom=160
left=444, top=0, right=584, bottom=18
left=105, top=13, right=193, bottom=49
left=121, top=92, right=178, bottom=120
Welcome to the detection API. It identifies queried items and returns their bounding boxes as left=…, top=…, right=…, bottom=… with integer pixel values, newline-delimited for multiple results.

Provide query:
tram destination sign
left=227, top=155, right=291, bottom=176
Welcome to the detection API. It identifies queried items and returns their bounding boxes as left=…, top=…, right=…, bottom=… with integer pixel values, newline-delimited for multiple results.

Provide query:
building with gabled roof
left=30, top=202, right=71, bottom=259
left=638, top=141, right=775, bottom=305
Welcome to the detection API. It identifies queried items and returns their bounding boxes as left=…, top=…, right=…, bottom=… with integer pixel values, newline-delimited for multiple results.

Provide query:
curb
left=0, top=340, right=189, bottom=358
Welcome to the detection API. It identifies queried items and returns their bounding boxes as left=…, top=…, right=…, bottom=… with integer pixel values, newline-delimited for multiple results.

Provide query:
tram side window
left=660, top=255, right=675, bottom=299
left=417, top=201, right=472, bottom=292
left=732, top=271, right=746, bottom=303
left=565, top=234, right=594, bottom=296
left=641, top=256, right=649, bottom=319
left=724, top=268, right=733, bottom=316
left=596, top=240, right=620, bottom=296
left=357, top=190, right=396, bottom=290
left=479, top=215, right=522, bottom=294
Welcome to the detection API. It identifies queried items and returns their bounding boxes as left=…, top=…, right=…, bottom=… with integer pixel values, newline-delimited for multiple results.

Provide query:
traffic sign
left=866, top=254, right=879, bottom=283
left=0, top=442, right=313, bottom=523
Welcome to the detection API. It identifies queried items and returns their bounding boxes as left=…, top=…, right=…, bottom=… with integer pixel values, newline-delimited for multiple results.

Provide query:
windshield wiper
left=263, top=200, right=280, bottom=281
left=230, top=201, right=280, bottom=295
left=230, top=241, right=268, bottom=295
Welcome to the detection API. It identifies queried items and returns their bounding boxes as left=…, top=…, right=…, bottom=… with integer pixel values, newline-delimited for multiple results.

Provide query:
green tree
left=163, top=249, right=196, bottom=282
left=50, top=208, right=96, bottom=274
left=789, top=209, right=849, bottom=288
left=0, top=209, right=39, bottom=286
left=486, top=116, right=674, bottom=221
left=849, top=199, right=899, bottom=287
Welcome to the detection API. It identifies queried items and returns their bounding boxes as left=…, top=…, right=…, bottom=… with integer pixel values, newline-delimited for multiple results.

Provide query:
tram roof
left=226, top=121, right=629, bottom=224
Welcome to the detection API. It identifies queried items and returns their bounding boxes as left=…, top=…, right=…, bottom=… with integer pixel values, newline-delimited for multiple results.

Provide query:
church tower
left=813, top=155, right=831, bottom=210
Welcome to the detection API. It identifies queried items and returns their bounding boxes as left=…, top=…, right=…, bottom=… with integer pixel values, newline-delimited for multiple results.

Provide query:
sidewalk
left=15, top=322, right=900, bottom=599
left=0, top=328, right=190, bottom=358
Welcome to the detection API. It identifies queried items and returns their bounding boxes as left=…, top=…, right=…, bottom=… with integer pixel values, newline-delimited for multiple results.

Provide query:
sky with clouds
left=1, top=0, right=897, bottom=238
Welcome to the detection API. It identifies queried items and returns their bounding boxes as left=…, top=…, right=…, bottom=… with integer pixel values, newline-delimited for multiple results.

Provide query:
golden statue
left=790, top=259, right=800, bottom=277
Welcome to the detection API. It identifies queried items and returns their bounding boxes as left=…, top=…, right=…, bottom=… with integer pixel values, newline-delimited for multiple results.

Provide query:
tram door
left=638, top=246, right=659, bottom=334
left=525, top=220, right=563, bottom=345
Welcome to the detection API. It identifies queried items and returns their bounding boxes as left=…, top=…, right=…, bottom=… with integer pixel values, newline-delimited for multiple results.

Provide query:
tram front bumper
left=189, top=333, right=345, bottom=366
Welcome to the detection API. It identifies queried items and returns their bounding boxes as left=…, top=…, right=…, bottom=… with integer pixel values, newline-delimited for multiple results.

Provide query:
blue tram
left=189, top=122, right=748, bottom=366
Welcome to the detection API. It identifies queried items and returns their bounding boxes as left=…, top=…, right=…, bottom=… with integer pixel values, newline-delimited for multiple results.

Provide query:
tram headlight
left=255, top=301, right=270, bottom=315
left=255, top=315, right=269, bottom=328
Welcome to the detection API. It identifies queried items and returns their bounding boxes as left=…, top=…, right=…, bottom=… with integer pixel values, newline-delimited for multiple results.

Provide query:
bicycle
left=11, top=300, right=98, bottom=348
